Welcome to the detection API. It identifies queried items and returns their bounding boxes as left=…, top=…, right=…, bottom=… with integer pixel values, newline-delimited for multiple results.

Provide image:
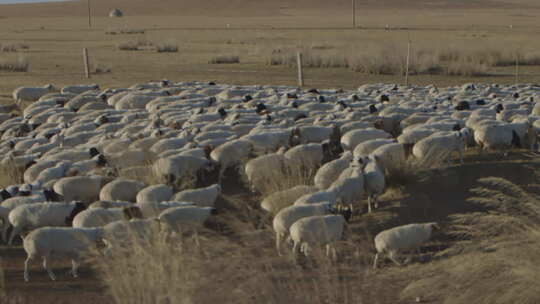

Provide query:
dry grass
left=0, top=43, right=29, bottom=53
left=96, top=218, right=375, bottom=304
left=105, top=28, right=145, bottom=35
left=266, top=44, right=540, bottom=76
left=117, top=39, right=154, bottom=51
left=0, top=56, right=29, bottom=72
left=0, top=163, right=25, bottom=188
left=155, top=41, right=178, bottom=53
left=208, top=55, right=240, bottom=64
left=397, top=176, right=540, bottom=303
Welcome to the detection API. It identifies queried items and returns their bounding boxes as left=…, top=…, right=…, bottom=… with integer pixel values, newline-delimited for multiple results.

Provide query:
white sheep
left=13, top=84, right=56, bottom=106
left=72, top=206, right=142, bottom=228
left=373, top=222, right=439, bottom=268
left=157, top=206, right=217, bottom=234
left=474, top=124, right=519, bottom=153
left=293, top=190, right=337, bottom=206
left=244, top=147, right=288, bottom=192
left=23, top=226, right=103, bottom=281
left=53, top=175, right=110, bottom=203
left=136, top=184, right=174, bottom=204
left=362, top=155, right=386, bottom=213
left=370, top=143, right=406, bottom=173
left=153, top=155, right=213, bottom=186
left=61, top=84, right=100, bottom=95
left=171, top=184, right=221, bottom=207
left=340, top=128, right=392, bottom=151
left=326, top=161, right=364, bottom=206
left=273, top=202, right=332, bottom=255
left=289, top=214, right=346, bottom=259
left=353, top=138, right=395, bottom=159
left=210, top=139, right=253, bottom=181
left=412, top=130, right=468, bottom=166
left=88, top=200, right=134, bottom=209
left=313, top=151, right=353, bottom=190
left=260, top=185, right=318, bottom=214
left=136, top=200, right=194, bottom=218
left=8, top=201, right=87, bottom=245
left=99, top=179, right=146, bottom=202
left=284, top=143, right=330, bottom=171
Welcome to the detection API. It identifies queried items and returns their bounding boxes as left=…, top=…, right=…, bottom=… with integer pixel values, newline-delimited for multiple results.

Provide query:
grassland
left=1, top=1, right=540, bottom=303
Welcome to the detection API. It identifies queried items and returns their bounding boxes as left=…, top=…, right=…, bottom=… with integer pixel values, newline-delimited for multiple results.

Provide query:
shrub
left=208, top=55, right=240, bottom=64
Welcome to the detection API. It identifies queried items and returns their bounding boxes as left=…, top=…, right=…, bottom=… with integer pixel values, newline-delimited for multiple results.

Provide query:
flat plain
left=1, top=0, right=540, bottom=303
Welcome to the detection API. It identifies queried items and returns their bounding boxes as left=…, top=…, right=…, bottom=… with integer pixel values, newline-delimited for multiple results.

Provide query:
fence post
left=352, top=0, right=356, bottom=29
left=297, top=52, right=304, bottom=87
left=87, top=0, right=92, bottom=28
left=83, top=48, right=90, bottom=79
left=515, top=51, right=519, bottom=85
left=405, top=40, right=411, bottom=87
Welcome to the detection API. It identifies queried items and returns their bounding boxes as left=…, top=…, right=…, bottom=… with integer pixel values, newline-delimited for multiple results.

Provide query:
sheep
left=157, top=206, right=217, bottom=236
left=136, top=200, right=194, bottom=218
left=210, top=139, right=253, bottom=181
left=370, top=143, right=406, bottom=173
left=289, top=214, right=346, bottom=259
left=272, top=202, right=333, bottom=255
left=136, top=184, right=174, bottom=204
left=326, top=160, right=365, bottom=207
left=362, top=155, right=386, bottom=213
left=293, top=190, right=337, bottom=205
left=61, top=84, right=100, bottom=95
left=13, top=84, right=56, bottom=106
left=72, top=206, right=143, bottom=228
left=153, top=155, right=214, bottom=186
left=99, top=179, right=146, bottom=202
left=34, top=161, right=70, bottom=185
left=8, top=201, right=87, bottom=245
left=284, top=143, right=331, bottom=171
left=171, top=184, right=221, bottom=207
left=88, top=200, right=134, bottom=209
left=373, top=222, right=439, bottom=268
left=474, top=124, right=520, bottom=153
left=340, top=128, right=392, bottom=151
left=53, top=175, right=111, bottom=203
left=412, top=129, right=468, bottom=166
left=23, top=227, right=103, bottom=281
left=353, top=138, right=395, bottom=159
left=244, top=147, right=288, bottom=192
left=313, top=151, right=353, bottom=190
left=102, top=218, right=161, bottom=252
left=261, top=185, right=319, bottom=214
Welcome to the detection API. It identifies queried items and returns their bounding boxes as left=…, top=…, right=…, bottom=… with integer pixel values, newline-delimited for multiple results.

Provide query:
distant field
left=0, top=1, right=540, bottom=99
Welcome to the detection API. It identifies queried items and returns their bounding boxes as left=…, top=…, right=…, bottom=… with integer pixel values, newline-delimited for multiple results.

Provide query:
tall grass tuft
left=400, top=176, right=540, bottom=303
left=155, top=41, right=178, bottom=53
left=208, top=55, right=240, bottom=64
left=0, top=56, right=29, bottom=72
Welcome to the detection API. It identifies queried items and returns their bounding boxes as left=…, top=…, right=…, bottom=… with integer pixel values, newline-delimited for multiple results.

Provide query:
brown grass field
left=1, top=0, right=540, bottom=303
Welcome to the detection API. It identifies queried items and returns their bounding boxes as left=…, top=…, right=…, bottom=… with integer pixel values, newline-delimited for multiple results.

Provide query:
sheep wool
left=23, top=226, right=103, bottom=281
left=373, top=222, right=438, bottom=268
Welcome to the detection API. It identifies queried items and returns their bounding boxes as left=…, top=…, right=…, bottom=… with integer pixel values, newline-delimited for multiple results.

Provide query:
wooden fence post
left=515, top=51, right=519, bottom=84
left=87, top=0, right=92, bottom=28
left=352, top=0, right=356, bottom=29
left=83, top=48, right=90, bottom=79
left=297, top=52, right=304, bottom=87
left=405, top=40, right=411, bottom=87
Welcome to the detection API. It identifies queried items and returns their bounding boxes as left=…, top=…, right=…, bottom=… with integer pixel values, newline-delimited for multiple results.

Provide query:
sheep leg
left=292, top=241, right=300, bottom=255
left=373, top=195, right=379, bottom=209
left=71, top=259, right=80, bottom=278
left=368, top=196, right=373, bottom=213
left=326, top=244, right=331, bottom=257
left=193, top=230, right=201, bottom=248
left=388, top=250, right=402, bottom=266
left=276, top=233, right=283, bottom=256
left=2, top=223, right=10, bottom=244
left=8, top=225, right=22, bottom=246
left=24, top=255, right=35, bottom=282
left=43, top=256, right=56, bottom=281
left=372, top=253, right=380, bottom=269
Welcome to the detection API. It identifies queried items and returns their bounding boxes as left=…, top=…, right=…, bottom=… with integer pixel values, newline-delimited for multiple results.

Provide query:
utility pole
left=87, top=0, right=92, bottom=28
left=352, top=0, right=356, bottom=29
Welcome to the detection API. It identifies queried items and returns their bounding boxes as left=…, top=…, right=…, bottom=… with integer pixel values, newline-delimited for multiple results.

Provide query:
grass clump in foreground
left=398, top=176, right=540, bottom=303
left=0, top=56, right=29, bottom=72
left=117, top=39, right=154, bottom=51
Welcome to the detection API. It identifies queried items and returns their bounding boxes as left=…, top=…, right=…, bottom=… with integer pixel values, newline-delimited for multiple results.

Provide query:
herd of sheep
left=2, top=80, right=540, bottom=281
